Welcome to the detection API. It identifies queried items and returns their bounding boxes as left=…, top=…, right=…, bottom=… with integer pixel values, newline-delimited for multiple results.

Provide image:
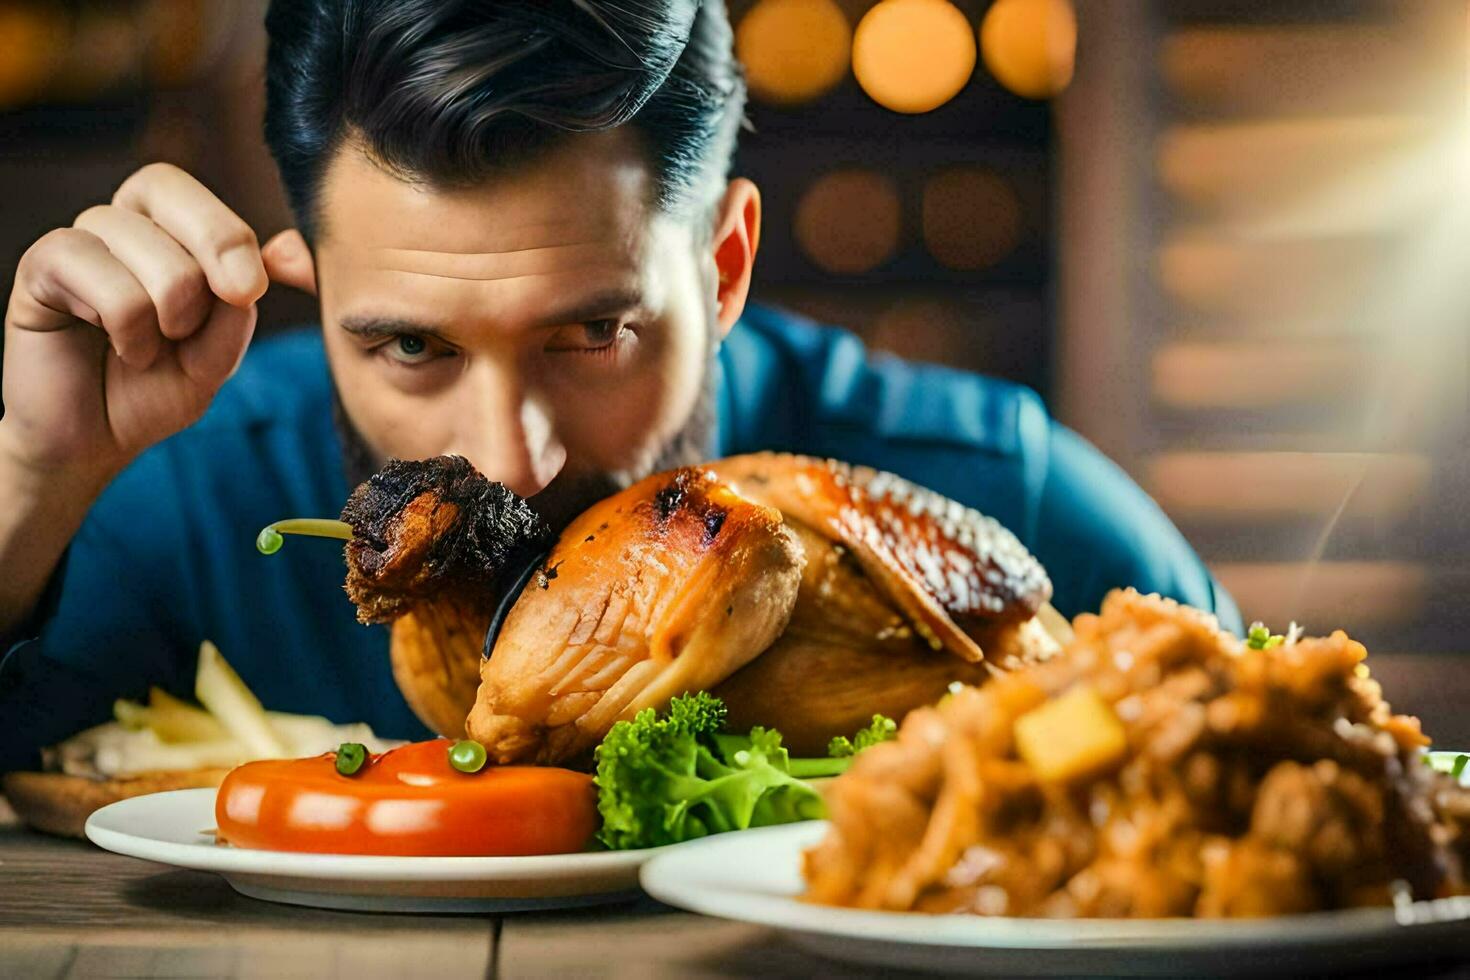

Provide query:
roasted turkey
left=339, top=453, right=1067, bottom=765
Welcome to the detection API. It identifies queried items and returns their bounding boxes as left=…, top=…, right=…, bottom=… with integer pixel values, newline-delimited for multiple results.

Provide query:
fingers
left=177, top=298, right=256, bottom=392
left=11, top=228, right=162, bottom=368
left=73, top=205, right=212, bottom=341
left=113, top=163, right=268, bottom=309
left=262, top=229, right=318, bottom=296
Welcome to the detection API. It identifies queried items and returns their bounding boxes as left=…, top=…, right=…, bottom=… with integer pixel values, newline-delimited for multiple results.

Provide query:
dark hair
left=263, top=0, right=747, bottom=239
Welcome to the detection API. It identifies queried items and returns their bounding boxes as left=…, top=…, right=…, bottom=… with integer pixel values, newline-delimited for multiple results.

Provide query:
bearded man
left=0, top=0, right=1238, bottom=771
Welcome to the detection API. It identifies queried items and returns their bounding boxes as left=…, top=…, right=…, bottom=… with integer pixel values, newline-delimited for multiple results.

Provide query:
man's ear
left=710, top=178, right=761, bottom=339
left=262, top=229, right=317, bottom=296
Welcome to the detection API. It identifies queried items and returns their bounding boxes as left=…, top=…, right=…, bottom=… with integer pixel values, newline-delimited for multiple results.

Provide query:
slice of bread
left=2, top=769, right=229, bottom=839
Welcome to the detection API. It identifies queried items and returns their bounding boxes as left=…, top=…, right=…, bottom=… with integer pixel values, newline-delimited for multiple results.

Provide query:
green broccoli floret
left=594, top=694, right=825, bottom=850
left=664, top=689, right=728, bottom=736
left=827, top=714, right=898, bottom=758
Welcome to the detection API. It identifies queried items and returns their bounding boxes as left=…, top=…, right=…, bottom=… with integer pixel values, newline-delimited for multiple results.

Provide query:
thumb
left=262, top=229, right=317, bottom=296
left=177, top=300, right=257, bottom=389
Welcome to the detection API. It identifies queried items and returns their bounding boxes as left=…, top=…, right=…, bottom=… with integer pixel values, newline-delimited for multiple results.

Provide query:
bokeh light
left=794, top=169, right=903, bottom=274
left=0, top=5, right=65, bottom=107
left=979, top=0, right=1077, bottom=100
left=852, top=0, right=976, bottom=114
left=736, top=0, right=851, bottom=106
left=869, top=296, right=969, bottom=366
left=921, top=167, right=1023, bottom=270
left=145, top=0, right=212, bottom=87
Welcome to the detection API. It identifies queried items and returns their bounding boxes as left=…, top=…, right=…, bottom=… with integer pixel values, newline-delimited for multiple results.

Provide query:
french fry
left=112, top=698, right=150, bottom=731
left=92, top=733, right=249, bottom=775
left=195, top=640, right=288, bottom=758
left=146, top=686, right=229, bottom=743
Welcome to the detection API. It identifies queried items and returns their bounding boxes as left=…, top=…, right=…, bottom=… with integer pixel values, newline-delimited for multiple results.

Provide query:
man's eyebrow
left=338, top=316, right=447, bottom=341
left=527, top=288, right=645, bottom=330
left=336, top=288, right=645, bottom=341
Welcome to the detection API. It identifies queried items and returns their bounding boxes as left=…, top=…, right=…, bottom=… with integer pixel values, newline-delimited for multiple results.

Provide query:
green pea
left=256, top=527, right=284, bottom=555
left=449, top=739, right=488, bottom=773
left=335, top=742, right=368, bottom=776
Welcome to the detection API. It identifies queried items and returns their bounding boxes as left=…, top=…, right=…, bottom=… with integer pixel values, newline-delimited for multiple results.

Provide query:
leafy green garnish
left=828, top=714, right=898, bottom=758
left=594, top=693, right=821, bottom=850
left=1246, top=621, right=1285, bottom=650
left=1426, top=751, right=1470, bottom=782
left=593, top=695, right=899, bottom=850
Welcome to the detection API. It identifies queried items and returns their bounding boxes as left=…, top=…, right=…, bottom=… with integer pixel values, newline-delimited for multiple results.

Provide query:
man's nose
left=449, top=363, right=566, bottom=498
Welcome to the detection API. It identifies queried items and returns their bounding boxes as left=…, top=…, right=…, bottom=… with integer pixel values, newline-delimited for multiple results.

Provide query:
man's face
left=311, top=129, right=726, bottom=529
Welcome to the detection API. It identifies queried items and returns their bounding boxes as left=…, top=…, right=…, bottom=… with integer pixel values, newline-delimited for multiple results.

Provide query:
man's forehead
left=315, top=129, right=654, bottom=256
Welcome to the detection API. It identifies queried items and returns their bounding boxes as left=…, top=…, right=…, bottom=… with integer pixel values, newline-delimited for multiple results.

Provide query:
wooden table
left=0, top=822, right=920, bottom=980
left=2, top=654, right=1468, bottom=980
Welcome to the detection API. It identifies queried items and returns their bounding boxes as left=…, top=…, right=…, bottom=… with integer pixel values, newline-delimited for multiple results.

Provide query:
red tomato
left=215, top=740, right=598, bottom=856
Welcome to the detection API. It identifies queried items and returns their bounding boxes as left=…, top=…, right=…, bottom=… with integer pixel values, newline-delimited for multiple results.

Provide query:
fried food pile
left=339, top=453, right=1065, bottom=764
left=803, top=589, right=1470, bottom=917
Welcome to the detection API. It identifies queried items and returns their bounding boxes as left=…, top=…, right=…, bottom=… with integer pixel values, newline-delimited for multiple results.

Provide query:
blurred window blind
left=1056, top=0, right=1470, bottom=651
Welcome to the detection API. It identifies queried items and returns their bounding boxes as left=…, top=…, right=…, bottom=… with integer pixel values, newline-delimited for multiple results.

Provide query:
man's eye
left=580, top=319, right=620, bottom=349
left=383, top=334, right=435, bottom=364
left=548, top=319, right=624, bottom=353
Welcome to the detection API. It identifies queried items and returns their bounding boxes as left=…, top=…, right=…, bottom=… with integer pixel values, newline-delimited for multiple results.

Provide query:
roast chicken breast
left=464, top=467, right=803, bottom=764
left=340, top=453, right=1063, bottom=764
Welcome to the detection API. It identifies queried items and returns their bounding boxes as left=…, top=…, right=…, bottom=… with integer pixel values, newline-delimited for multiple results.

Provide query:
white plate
left=85, top=788, right=669, bottom=913
left=640, top=822, right=1470, bottom=977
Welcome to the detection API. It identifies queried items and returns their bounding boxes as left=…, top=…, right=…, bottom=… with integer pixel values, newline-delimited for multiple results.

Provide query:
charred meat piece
left=341, top=455, right=552, bottom=623
left=339, top=456, right=552, bottom=736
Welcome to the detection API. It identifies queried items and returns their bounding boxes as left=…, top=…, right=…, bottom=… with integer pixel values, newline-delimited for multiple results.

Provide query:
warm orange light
left=869, top=297, right=968, bottom=367
left=852, top=0, right=977, bottom=114
left=979, top=0, right=1076, bottom=100
left=0, top=5, right=65, bottom=107
left=921, top=167, right=1023, bottom=269
left=794, top=169, right=903, bottom=274
left=736, top=0, right=852, bottom=105
left=146, top=0, right=209, bottom=86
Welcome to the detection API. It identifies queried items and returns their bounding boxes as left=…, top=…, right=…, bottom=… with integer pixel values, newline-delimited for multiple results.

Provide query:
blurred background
left=0, top=0, right=1466, bottom=654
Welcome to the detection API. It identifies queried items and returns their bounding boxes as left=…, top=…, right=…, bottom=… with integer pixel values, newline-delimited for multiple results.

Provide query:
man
left=0, top=0, right=1237, bottom=772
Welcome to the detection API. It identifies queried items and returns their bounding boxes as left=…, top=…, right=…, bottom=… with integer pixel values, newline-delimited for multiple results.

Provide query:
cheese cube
left=1014, top=685, right=1128, bottom=783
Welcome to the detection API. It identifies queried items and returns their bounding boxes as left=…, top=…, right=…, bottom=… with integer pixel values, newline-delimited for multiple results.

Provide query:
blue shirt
left=0, top=304, right=1239, bottom=772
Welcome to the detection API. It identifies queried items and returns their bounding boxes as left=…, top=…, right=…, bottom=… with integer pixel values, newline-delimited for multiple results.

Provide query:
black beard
left=329, top=335, right=720, bottom=537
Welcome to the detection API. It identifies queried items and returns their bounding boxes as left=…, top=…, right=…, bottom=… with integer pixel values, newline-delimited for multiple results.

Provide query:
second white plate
left=85, top=788, right=670, bottom=913
left=640, top=821, right=1470, bottom=977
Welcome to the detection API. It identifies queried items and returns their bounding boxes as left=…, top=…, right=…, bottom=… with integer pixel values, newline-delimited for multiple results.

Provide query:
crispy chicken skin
left=705, top=454, right=1059, bottom=751
left=706, top=454, right=1051, bottom=659
left=340, top=453, right=1061, bottom=763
